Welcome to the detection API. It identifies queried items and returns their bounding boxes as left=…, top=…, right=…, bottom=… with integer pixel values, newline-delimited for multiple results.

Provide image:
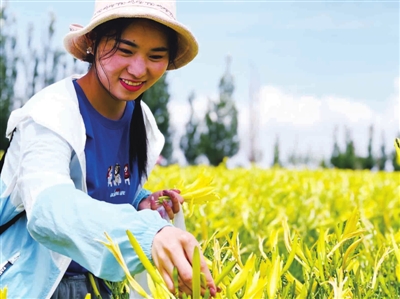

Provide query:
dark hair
left=85, top=18, right=178, bottom=67
left=86, top=18, right=178, bottom=179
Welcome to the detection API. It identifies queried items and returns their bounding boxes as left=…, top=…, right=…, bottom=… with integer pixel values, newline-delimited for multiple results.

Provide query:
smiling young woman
left=0, top=1, right=217, bottom=298
left=78, top=19, right=175, bottom=120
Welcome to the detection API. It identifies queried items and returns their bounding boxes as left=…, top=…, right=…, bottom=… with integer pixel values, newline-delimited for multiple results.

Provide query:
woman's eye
left=150, top=55, right=164, bottom=60
left=118, top=48, right=132, bottom=54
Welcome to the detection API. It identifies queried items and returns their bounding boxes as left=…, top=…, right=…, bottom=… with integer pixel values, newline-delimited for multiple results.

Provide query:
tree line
left=273, top=126, right=400, bottom=171
left=0, top=6, right=80, bottom=150
left=1, top=6, right=398, bottom=170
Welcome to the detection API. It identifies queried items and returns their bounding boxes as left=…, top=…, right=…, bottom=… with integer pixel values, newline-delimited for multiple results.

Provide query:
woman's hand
left=152, top=226, right=217, bottom=297
left=138, top=189, right=184, bottom=220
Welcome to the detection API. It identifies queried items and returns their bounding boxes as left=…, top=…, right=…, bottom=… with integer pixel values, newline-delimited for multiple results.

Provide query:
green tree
left=287, top=143, right=299, bottom=167
left=319, top=158, right=328, bottom=169
left=360, top=125, right=374, bottom=170
left=0, top=4, right=18, bottom=150
left=331, top=126, right=365, bottom=170
left=142, top=74, right=174, bottom=163
left=272, top=134, right=281, bottom=167
left=1, top=8, right=76, bottom=152
left=200, top=55, right=239, bottom=166
left=42, top=12, right=66, bottom=87
left=330, top=126, right=344, bottom=168
left=180, top=91, right=201, bottom=165
left=377, top=131, right=387, bottom=171
left=392, top=133, right=400, bottom=171
left=22, top=12, right=66, bottom=103
left=343, top=127, right=357, bottom=169
left=392, top=151, right=400, bottom=171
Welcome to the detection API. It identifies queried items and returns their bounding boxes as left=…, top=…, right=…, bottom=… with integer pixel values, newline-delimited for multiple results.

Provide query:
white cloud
left=325, top=97, right=373, bottom=124
left=170, top=77, right=399, bottom=168
left=255, top=86, right=377, bottom=127
left=257, top=86, right=322, bottom=126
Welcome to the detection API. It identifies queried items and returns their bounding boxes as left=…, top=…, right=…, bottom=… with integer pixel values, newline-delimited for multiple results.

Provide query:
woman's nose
left=127, top=55, right=146, bottom=78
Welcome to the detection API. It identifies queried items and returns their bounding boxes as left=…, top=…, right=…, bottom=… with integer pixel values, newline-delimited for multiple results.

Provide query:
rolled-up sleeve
left=132, top=188, right=152, bottom=210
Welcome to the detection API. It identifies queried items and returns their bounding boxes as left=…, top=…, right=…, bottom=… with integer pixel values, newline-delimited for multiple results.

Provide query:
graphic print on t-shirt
left=124, top=163, right=131, bottom=185
left=113, top=163, right=122, bottom=186
left=109, top=162, right=131, bottom=198
left=107, top=166, right=113, bottom=187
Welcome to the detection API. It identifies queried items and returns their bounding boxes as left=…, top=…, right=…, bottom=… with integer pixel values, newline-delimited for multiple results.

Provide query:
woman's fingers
left=162, top=200, right=175, bottom=220
left=149, top=196, right=159, bottom=210
left=171, top=254, right=217, bottom=297
left=158, top=266, right=175, bottom=293
left=152, top=227, right=217, bottom=296
left=170, top=188, right=181, bottom=194
left=173, top=235, right=217, bottom=296
left=163, top=189, right=183, bottom=213
left=185, top=246, right=217, bottom=297
left=200, top=256, right=217, bottom=296
left=139, top=189, right=185, bottom=223
left=157, top=257, right=193, bottom=296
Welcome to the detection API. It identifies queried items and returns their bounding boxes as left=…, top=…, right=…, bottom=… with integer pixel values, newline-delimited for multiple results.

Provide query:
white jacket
left=0, top=75, right=171, bottom=298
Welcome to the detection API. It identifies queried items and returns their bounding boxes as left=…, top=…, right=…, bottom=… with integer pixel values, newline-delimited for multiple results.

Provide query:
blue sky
left=5, top=0, right=400, bottom=167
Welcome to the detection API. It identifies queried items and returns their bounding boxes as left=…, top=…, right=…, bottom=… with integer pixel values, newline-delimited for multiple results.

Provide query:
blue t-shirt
left=67, top=80, right=140, bottom=275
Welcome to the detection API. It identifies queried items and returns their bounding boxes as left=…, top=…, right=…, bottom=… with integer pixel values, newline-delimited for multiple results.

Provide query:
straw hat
left=63, top=0, right=198, bottom=70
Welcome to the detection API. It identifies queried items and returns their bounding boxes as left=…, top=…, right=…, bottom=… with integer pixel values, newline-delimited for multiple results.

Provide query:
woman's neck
left=76, top=71, right=127, bottom=121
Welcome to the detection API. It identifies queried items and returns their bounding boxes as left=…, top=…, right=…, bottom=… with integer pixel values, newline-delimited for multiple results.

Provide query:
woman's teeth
left=121, top=79, right=142, bottom=86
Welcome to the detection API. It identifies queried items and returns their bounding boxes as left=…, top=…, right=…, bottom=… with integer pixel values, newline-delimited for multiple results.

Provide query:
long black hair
left=85, top=18, right=178, bottom=179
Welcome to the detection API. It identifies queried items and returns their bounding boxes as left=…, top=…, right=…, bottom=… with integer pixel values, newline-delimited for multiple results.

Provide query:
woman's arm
left=17, top=118, right=171, bottom=281
left=17, top=118, right=217, bottom=295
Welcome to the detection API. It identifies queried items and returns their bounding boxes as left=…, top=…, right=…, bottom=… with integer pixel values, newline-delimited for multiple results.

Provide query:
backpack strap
left=0, top=129, right=25, bottom=235
left=0, top=211, right=26, bottom=234
left=0, top=129, right=15, bottom=171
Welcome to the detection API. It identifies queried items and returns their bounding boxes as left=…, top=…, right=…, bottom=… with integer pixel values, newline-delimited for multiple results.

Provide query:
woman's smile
left=120, top=79, right=145, bottom=92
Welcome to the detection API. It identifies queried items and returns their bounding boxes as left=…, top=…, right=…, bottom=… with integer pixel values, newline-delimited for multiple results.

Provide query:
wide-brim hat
left=63, top=0, right=198, bottom=70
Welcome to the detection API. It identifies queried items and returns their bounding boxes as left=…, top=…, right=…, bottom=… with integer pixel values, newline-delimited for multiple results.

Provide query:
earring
left=86, top=46, right=93, bottom=55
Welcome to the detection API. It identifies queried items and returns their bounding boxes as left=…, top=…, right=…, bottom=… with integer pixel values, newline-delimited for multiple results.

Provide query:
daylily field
left=140, top=164, right=400, bottom=299
left=1, top=163, right=400, bottom=299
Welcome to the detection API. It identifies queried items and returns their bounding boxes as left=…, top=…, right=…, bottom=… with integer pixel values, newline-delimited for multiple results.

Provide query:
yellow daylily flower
left=395, top=138, right=400, bottom=165
left=97, top=232, right=150, bottom=299
left=126, top=230, right=174, bottom=298
left=0, top=287, right=7, bottom=299
left=158, top=172, right=220, bottom=215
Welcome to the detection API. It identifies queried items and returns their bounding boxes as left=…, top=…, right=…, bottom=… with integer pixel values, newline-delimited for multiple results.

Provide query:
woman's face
left=94, top=19, right=170, bottom=102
